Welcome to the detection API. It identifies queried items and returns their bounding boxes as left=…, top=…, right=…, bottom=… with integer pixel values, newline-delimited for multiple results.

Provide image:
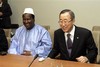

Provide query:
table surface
left=0, top=54, right=100, bottom=67
left=0, top=54, right=33, bottom=67
left=31, top=58, right=100, bottom=67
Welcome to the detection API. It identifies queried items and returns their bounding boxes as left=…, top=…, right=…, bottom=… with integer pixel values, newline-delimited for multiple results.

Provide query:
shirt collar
left=65, top=25, right=75, bottom=37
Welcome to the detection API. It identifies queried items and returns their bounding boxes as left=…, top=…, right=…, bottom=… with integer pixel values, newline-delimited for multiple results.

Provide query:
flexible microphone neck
left=28, top=54, right=38, bottom=67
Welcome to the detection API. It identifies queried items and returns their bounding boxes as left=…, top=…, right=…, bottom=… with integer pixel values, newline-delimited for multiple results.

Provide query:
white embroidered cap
left=23, top=8, right=34, bottom=15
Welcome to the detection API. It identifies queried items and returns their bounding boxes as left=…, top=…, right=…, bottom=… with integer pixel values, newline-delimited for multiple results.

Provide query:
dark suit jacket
left=0, top=28, right=8, bottom=52
left=48, top=26, right=98, bottom=63
left=0, top=2, right=12, bottom=28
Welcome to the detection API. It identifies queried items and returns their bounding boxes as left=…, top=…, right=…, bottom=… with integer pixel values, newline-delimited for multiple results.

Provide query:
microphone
left=28, top=54, right=38, bottom=67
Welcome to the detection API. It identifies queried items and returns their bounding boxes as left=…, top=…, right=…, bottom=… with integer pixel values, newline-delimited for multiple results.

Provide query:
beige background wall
left=9, top=0, right=100, bottom=30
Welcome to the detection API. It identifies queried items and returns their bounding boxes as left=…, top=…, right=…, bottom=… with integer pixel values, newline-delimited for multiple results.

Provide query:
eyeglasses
left=58, top=19, right=71, bottom=24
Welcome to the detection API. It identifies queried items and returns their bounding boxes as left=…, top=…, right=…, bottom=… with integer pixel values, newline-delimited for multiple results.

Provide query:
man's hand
left=76, top=56, right=89, bottom=63
left=21, top=50, right=32, bottom=56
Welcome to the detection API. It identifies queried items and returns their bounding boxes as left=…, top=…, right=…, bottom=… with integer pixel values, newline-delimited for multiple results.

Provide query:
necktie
left=67, top=34, right=72, bottom=49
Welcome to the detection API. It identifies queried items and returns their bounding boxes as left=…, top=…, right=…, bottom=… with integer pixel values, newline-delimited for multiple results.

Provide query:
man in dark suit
left=0, top=28, right=8, bottom=55
left=0, top=0, right=12, bottom=28
left=48, top=9, right=98, bottom=63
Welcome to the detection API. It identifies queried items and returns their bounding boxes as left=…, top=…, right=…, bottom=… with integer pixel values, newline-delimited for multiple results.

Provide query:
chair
left=42, top=25, right=50, bottom=30
left=3, top=29, right=11, bottom=47
left=92, top=31, right=100, bottom=63
left=92, top=26, right=100, bottom=31
left=48, top=29, right=54, bottom=47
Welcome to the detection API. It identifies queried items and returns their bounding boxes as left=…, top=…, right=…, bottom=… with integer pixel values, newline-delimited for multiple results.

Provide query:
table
left=31, top=58, right=100, bottom=67
left=0, top=54, right=100, bottom=67
left=0, top=54, right=33, bottom=67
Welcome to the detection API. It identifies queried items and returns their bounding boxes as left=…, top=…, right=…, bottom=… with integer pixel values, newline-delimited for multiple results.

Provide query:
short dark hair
left=59, top=9, right=75, bottom=21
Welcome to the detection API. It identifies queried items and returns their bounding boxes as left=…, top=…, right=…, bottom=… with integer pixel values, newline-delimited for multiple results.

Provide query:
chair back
left=3, top=29, right=11, bottom=47
left=92, top=26, right=100, bottom=31
left=92, top=31, right=100, bottom=63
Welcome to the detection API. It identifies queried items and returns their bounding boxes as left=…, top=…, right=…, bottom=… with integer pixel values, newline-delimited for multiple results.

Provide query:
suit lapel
left=59, top=29, right=69, bottom=57
left=60, top=29, right=68, bottom=50
left=71, top=27, right=80, bottom=57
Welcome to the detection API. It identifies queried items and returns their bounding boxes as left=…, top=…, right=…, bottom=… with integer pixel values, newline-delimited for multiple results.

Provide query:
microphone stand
left=28, top=54, right=38, bottom=67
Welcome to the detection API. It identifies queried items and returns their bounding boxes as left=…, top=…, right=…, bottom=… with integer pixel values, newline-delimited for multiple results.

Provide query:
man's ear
left=72, top=19, right=75, bottom=23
